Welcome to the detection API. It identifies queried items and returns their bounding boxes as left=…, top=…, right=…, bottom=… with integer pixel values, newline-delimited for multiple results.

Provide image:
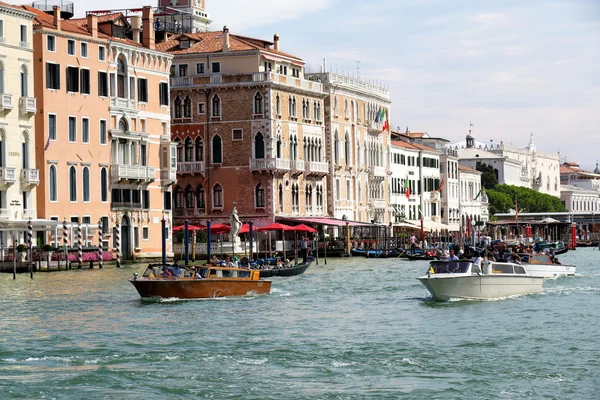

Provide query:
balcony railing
left=177, top=161, right=205, bottom=174
left=110, top=97, right=136, bottom=110
left=368, top=166, right=387, bottom=179
left=250, top=157, right=290, bottom=172
left=21, top=169, right=39, bottom=186
left=19, top=97, right=36, bottom=115
left=290, top=159, right=305, bottom=174
left=161, top=169, right=177, bottom=183
left=110, top=165, right=156, bottom=181
left=305, top=161, right=328, bottom=176
left=369, top=199, right=387, bottom=209
left=23, top=209, right=36, bottom=219
left=1, top=93, right=13, bottom=110
left=0, top=208, right=10, bottom=219
left=0, top=167, right=17, bottom=185
left=111, top=202, right=143, bottom=210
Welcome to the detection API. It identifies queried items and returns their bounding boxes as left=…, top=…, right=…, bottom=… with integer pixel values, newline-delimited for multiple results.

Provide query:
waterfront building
left=306, top=69, right=392, bottom=224
left=560, top=185, right=600, bottom=213
left=457, top=165, right=488, bottom=230
left=161, top=27, right=328, bottom=227
left=447, top=131, right=561, bottom=197
left=0, top=2, right=37, bottom=246
left=155, top=0, right=211, bottom=33
left=439, top=151, right=460, bottom=231
left=560, top=161, right=600, bottom=191
left=23, top=4, right=174, bottom=260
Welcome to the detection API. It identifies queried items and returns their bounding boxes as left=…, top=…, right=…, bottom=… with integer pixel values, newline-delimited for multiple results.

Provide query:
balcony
left=23, top=209, right=36, bottom=219
left=21, top=169, right=39, bottom=186
left=161, top=169, right=177, bottom=185
left=112, top=202, right=143, bottom=210
left=0, top=208, right=10, bottom=219
left=109, top=97, right=137, bottom=112
left=369, top=199, right=387, bottom=209
left=250, top=157, right=290, bottom=175
left=111, top=165, right=156, bottom=181
left=177, top=161, right=205, bottom=175
left=305, top=161, right=329, bottom=177
left=290, top=159, right=305, bottom=176
left=368, top=166, right=387, bottom=180
left=0, top=167, right=17, bottom=185
left=19, top=97, right=36, bottom=115
left=1, top=94, right=13, bottom=110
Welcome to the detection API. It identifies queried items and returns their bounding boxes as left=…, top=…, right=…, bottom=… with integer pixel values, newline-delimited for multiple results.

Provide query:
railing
left=21, top=169, right=40, bottom=185
left=368, top=166, right=387, bottom=178
left=305, top=161, right=328, bottom=174
left=19, top=97, right=36, bottom=115
left=110, top=165, right=155, bottom=180
left=290, top=159, right=305, bottom=171
left=249, top=157, right=290, bottom=171
left=161, top=169, right=177, bottom=182
left=0, top=208, right=10, bottom=218
left=177, top=161, right=205, bottom=174
left=210, top=75, right=222, bottom=84
left=111, top=202, right=143, bottom=210
left=0, top=93, right=13, bottom=110
left=0, top=167, right=17, bottom=184
left=23, top=209, right=36, bottom=219
left=306, top=72, right=390, bottom=99
left=369, top=199, right=387, bottom=209
left=110, top=97, right=136, bottom=110
left=170, top=76, right=192, bottom=87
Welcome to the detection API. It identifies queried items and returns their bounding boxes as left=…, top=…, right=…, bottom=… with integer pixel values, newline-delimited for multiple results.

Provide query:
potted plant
left=42, top=244, right=54, bottom=261
left=16, top=244, right=28, bottom=262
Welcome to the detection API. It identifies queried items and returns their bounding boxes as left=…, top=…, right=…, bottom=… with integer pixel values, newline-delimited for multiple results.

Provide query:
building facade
left=306, top=71, right=391, bottom=224
left=439, top=151, right=460, bottom=231
left=560, top=185, right=600, bottom=213
left=458, top=164, right=488, bottom=228
left=0, top=2, right=37, bottom=246
left=26, top=5, right=173, bottom=260
left=162, top=28, right=328, bottom=228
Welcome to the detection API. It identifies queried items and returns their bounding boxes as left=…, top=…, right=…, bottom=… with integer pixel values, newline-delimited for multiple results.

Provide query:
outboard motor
left=482, top=260, right=492, bottom=275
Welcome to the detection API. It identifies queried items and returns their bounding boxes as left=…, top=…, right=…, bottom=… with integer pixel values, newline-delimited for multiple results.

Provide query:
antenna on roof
left=356, top=60, right=360, bottom=78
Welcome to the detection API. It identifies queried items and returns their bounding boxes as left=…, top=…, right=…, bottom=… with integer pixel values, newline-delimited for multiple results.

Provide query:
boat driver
left=445, top=249, right=459, bottom=261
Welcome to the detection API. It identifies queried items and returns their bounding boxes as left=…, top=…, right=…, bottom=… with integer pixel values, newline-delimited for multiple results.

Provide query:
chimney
left=53, top=6, right=61, bottom=31
left=142, top=6, right=155, bottom=50
left=130, top=16, right=142, bottom=43
left=273, top=34, right=280, bottom=51
left=223, top=26, right=230, bottom=52
left=87, top=14, right=98, bottom=38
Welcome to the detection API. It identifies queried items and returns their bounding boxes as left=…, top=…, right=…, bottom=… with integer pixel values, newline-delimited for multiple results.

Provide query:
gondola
left=256, top=258, right=313, bottom=278
left=402, top=253, right=438, bottom=261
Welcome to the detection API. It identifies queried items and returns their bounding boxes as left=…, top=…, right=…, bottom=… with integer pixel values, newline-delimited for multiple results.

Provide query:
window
left=213, top=184, right=223, bottom=208
left=109, top=73, right=115, bottom=97
left=48, top=114, right=57, bottom=140
left=20, top=65, right=27, bottom=97
left=142, top=190, right=150, bottom=209
left=196, top=185, right=205, bottom=210
left=66, top=66, right=79, bottom=92
left=137, top=78, right=148, bottom=102
left=254, top=132, right=264, bottom=158
left=0, top=20, right=3, bottom=41
left=82, top=118, right=89, bottom=143
left=211, top=62, right=221, bottom=73
left=68, top=116, right=76, bottom=142
left=159, top=82, right=169, bottom=105
left=20, top=25, right=27, bottom=46
left=255, top=184, right=265, bottom=207
left=80, top=42, right=88, bottom=58
left=197, top=103, right=205, bottom=114
left=98, top=71, right=108, bottom=96
left=98, top=46, right=106, bottom=61
left=117, top=57, right=126, bottom=98
left=140, top=144, right=147, bottom=166
left=80, top=69, right=90, bottom=94
left=178, top=64, right=188, bottom=76
left=69, top=166, right=77, bottom=202
left=47, top=35, right=55, bottom=51
left=254, top=92, right=263, bottom=115
left=82, top=167, right=90, bottom=202
left=100, top=167, right=108, bottom=202
left=99, top=120, right=107, bottom=144
left=183, top=96, right=192, bottom=118
left=142, top=227, right=149, bottom=240
left=67, top=39, right=75, bottom=55
left=46, top=63, right=60, bottom=89
left=232, top=129, right=243, bottom=141
left=129, top=76, right=135, bottom=100
left=196, top=63, right=205, bottom=74
left=211, top=94, right=221, bottom=117
left=49, top=165, right=57, bottom=201
left=163, top=191, right=172, bottom=210
left=173, top=96, right=182, bottom=119
left=212, top=135, right=222, bottom=163
left=276, top=94, right=281, bottom=115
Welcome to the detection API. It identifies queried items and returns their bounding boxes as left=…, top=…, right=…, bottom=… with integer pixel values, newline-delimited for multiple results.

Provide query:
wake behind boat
left=129, top=264, right=271, bottom=301
left=417, top=259, right=544, bottom=301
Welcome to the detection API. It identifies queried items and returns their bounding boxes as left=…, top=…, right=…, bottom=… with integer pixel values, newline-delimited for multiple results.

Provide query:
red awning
left=283, top=217, right=374, bottom=227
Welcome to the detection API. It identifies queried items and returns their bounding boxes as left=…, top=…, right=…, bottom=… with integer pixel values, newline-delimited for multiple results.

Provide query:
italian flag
left=405, top=175, right=410, bottom=198
left=381, top=108, right=389, bottom=132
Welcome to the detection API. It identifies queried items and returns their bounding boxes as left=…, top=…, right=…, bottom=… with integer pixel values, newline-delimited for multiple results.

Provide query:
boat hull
left=129, top=278, right=271, bottom=300
left=522, top=264, right=576, bottom=278
left=258, top=260, right=312, bottom=277
left=417, top=275, right=544, bottom=301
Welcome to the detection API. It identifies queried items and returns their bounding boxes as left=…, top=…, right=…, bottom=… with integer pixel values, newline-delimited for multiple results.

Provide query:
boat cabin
left=427, top=260, right=528, bottom=276
left=139, top=264, right=260, bottom=280
left=517, top=253, right=557, bottom=264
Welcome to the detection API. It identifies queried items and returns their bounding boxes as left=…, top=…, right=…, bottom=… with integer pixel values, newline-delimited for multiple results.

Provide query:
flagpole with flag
left=44, top=134, right=51, bottom=151
left=404, top=174, right=410, bottom=199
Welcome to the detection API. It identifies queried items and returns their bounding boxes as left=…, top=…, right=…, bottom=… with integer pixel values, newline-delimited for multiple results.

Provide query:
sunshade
left=257, top=222, right=295, bottom=231
left=293, top=224, right=317, bottom=233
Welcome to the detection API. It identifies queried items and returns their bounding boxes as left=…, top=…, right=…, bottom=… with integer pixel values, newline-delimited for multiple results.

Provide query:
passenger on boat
left=240, top=257, right=249, bottom=268
left=284, top=259, right=291, bottom=268
left=533, top=239, right=542, bottom=253
left=194, top=268, right=203, bottom=279
left=275, top=259, right=283, bottom=268
left=171, top=261, right=182, bottom=277
left=445, top=249, right=459, bottom=261
left=210, top=255, right=220, bottom=265
left=161, top=266, right=172, bottom=276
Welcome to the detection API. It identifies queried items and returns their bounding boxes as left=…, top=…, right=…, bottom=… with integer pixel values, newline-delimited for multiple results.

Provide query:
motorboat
left=128, top=264, right=271, bottom=301
left=417, top=259, right=544, bottom=301
left=517, top=253, right=576, bottom=278
left=255, top=258, right=314, bottom=278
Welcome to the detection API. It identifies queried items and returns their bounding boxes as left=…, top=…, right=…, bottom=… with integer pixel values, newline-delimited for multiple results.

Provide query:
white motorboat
left=417, top=259, right=544, bottom=301
left=517, top=253, right=576, bottom=278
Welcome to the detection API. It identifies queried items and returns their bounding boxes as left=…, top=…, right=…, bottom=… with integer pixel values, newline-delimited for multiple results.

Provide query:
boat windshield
left=430, top=261, right=472, bottom=274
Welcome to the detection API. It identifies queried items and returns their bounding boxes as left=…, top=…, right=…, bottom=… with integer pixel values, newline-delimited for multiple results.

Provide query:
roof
left=391, top=140, right=437, bottom=153
left=157, top=30, right=303, bottom=61
left=564, top=162, right=579, bottom=167
left=560, top=185, right=600, bottom=195
left=560, top=165, right=577, bottom=174
left=0, top=0, right=33, bottom=14
left=458, top=165, right=481, bottom=174
left=454, top=146, right=506, bottom=160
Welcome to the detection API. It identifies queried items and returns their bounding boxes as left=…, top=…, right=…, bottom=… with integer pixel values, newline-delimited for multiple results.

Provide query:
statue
left=230, top=203, right=241, bottom=242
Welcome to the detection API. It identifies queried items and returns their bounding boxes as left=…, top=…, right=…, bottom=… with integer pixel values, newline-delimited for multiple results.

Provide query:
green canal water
left=1, top=249, right=599, bottom=399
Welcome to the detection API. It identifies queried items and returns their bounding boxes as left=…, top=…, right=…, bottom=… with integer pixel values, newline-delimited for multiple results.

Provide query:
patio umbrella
left=210, top=224, right=231, bottom=234
left=258, top=223, right=295, bottom=258
left=293, top=224, right=317, bottom=233
left=172, top=224, right=206, bottom=231
left=239, top=223, right=260, bottom=234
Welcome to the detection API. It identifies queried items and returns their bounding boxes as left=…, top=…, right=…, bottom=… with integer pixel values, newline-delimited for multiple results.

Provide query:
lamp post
left=323, top=225, right=328, bottom=265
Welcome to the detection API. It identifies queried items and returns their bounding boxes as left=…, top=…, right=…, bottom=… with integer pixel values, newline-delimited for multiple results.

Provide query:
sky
left=72, top=0, right=600, bottom=170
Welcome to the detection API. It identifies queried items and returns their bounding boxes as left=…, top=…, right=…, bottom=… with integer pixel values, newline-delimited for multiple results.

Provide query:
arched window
left=344, top=99, right=349, bottom=118
left=276, top=93, right=281, bottom=115
left=211, top=94, right=221, bottom=117
left=174, top=186, right=184, bottom=209
left=100, top=167, right=108, bottom=202
left=254, top=92, right=263, bottom=115
left=255, top=183, right=265, bottom=207
left=213, top=184, right=223, bottom=208
left=174, top=96, right=182, bottom=119
left=288, top=97, right=292, bottom=116
left=183, top=96, right=192, bottom=118
left=117, top=56, right=127, bottom=98
left=276, top=136, right=282, bottom=158
left=292, top=97, right=296, bottom=117
left=254, top=132, right=265, bottom=159
left=21, top=131, right=29, bottom=169
left=82, top=167, right=90, bottom=202
left=119, top=117, right=128, bottom=132
left=49, top=165, right=57, bottom=201
left=20, top=65, right=28, bottom=97
left=195, top=137, right=204, bottom=161
left=278, top=183, right=283, bottom=212
left=184, top=185, right=194, bottom=208
left=334, top=130, right=339, bottom=164
left=212, top=135, right=222, bottom=163
left=196, top=185, right=205, bottom=210
left=69, top=166, right=77, bottom=202
left=313, top=101, right=318, bottom=121
left=184, top=137, right=193, bottom=161
left=334, top=96, right=338, bottom=116
left=344, top=132, right=350, bottom=164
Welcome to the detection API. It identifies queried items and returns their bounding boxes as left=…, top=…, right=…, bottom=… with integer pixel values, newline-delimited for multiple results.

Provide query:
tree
left=487, top=184, right=566, bottom=217
left=476, top=162, right=498, bottom=189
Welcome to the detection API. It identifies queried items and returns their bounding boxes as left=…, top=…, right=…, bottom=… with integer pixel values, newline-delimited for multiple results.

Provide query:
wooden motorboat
left=517, top=253, right=576, bottom=278
left=128, top=264, right=271, bottom=301
left=417, top=259, right=544, bottom=301
left=255, top=259, right=313, bottom=278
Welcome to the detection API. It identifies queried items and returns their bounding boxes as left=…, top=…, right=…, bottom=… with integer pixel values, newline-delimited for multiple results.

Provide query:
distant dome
left=595, top=162, right=600, bottom=174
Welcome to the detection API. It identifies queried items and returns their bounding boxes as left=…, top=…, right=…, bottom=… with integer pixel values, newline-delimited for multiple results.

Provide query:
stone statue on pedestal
left=230, top=203, right=241, bottom=243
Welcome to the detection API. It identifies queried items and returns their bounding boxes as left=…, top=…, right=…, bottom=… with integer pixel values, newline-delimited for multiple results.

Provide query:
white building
left=458, top=165, right=489, bottom=231
left=560, top=185, right=600, bottom=213
left=0, top=3, right=38, bottom=239
left=439, top=151, right=460, bottom=231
